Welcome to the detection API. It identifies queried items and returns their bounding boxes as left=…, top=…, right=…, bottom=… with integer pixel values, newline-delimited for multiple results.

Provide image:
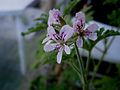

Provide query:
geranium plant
left=22, top=0, right=120, bottom=90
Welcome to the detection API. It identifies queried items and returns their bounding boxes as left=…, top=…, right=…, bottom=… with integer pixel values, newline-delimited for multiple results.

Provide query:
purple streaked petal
left=47, top=26, right=56, bottom=35
left=86, top=23, right=99, bottom=32
left=64, top=44, right=71, bottom=54
left=76, top=37, right=83, bottom=48
left=60, top=25, right=74, bottom=42
left=75, top=12, right=85, bottom=24
left=88, top=32, right=97, bottom=41
left=44, top=43, right=57, bottom=52
left=57, top=47, right=63, bottom=64
left=73, top=20, right=84, bottom=32
left=48, top=9, right=61, bottom=26
left=52, top=9, right=61, bottom=19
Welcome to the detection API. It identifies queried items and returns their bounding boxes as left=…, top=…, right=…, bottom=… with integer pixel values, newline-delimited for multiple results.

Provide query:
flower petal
left=75, top=11, right=85, bottom=24
left=48, top=9, right=61, bottom=26
left=88, top=33, right=97, bottom=41
left=73, top=20, right=85, bottom=32
left=64, top=44, right=71, bottom=54
left=47, top=26, right=56, bottom=35
left=42, top=37, right=50, bottom=44
left=86, top=23, right=99, bottom=32
left=47, top=26, right=57, bottom=41
left=73, top=12, right=85, bottom=32
left=44, top=43, right=57, bottom=52
left=57, top=48, right=63, bottom=64
left=76, top=37, right=83, bottom=48
left=60, top=25, right=74, bottom=42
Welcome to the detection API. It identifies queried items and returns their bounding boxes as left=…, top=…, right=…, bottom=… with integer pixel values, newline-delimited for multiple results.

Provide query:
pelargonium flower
left=73, top=11, right=99, bottom=47
left=43, top=25, right=74, bottom=64
left=48, top=8, right=62, bottom=26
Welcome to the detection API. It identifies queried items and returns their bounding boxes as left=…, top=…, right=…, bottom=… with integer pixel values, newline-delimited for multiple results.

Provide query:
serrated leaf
left=21, top=23, right=47, bottom=36
left=34, top=13, right=48, bottom=21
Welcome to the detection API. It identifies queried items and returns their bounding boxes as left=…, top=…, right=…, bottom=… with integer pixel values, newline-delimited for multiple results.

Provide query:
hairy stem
left=74, top=43, right=88, bottom=90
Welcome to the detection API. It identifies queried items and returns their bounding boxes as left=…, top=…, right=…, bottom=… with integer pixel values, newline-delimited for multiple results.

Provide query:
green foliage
left=116, top=64, right=120, bottom=74
left=107, top=9, right=120, bottom=26
left=30, top=76, right=47, bottom=90
left=82, top=6, right=94, bottom=22
left=94, top=64, right=120, bottom=90
left=22, top=13, right=48, bottom=36
left=55, top=0, right=64, bottom=10
left=83, top=28, right=120, bottom=51
left=30, top=63, right=81, bottom=90
left=94, top=76, right=118, bottom=90
left=103, top=0, right=118, bottom=5
left=103, top=0, right=120, bottom=26
left=63, top=0, right=80, bottom=16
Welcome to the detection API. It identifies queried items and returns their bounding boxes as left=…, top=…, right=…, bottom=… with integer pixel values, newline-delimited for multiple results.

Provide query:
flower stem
left=85, top=51, right=91, bottom=74
left=74, top=43, right=88, bottom=90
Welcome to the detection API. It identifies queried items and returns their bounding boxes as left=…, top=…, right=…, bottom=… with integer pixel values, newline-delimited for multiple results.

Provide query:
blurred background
left=0, top=0, right=120, bottom=90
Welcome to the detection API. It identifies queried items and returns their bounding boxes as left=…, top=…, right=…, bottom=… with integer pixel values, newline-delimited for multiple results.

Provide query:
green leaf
left=83, top=28, right=120, bottom=51
left=21, top=23, right=47, bottom=36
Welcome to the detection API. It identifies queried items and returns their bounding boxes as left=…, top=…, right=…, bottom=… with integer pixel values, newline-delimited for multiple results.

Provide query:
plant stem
left=85, top=51, right=91, bottom=74
left=91, top=37, right=115, bottom=82
left=74, top=43, right=88, bottom=90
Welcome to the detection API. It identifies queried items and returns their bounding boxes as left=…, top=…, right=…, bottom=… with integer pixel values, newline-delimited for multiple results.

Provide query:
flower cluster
left=42, top=9, right=98, bottom=64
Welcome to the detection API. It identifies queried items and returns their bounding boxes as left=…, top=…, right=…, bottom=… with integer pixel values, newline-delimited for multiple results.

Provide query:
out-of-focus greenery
left=30, top=63, right=81, bottom=90
left=94, top=64, right=120, bottom=90
left=21, top=13, right=48, bottom=36
left=103, top=0, right=120, bottom=27
left=92, top=0, right=120, bottom=90
left=107, top=9, right=120, bottom=27
left=103, top=0, right=118, bottom=5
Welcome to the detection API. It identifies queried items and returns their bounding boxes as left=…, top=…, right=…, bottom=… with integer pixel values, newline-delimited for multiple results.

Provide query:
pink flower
left=43, top=25, right=74, bottom=64
left=48, top=9, right=62, bottom=26
left=73, top=12, right=99, bottom=47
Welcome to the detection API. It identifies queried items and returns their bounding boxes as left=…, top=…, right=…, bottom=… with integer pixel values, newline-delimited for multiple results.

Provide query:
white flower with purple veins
left=73, top=11, right=99, bottom=48
left=48, top=9, right=62, bottom=26
left=43, top=25, right=74, bottom=64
